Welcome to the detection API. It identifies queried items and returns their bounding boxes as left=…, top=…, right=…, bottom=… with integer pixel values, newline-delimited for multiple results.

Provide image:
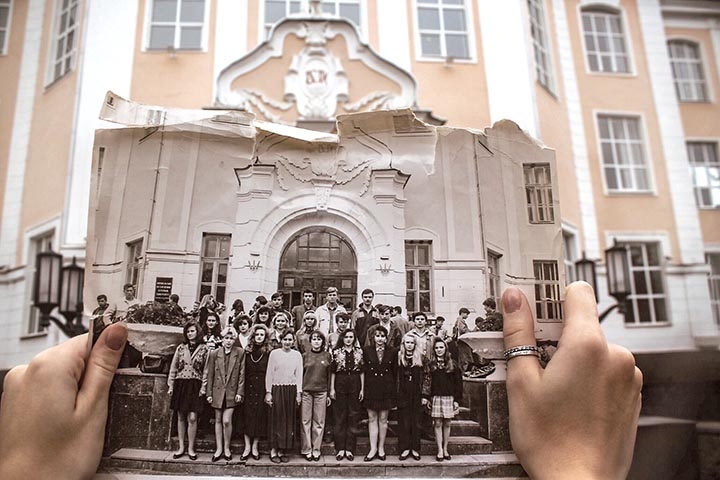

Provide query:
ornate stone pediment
left=215, top=11, right=419, bottom=126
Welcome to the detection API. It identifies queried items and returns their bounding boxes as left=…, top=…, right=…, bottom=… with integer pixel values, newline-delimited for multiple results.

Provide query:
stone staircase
left=100, top=407, right=526, bottom=477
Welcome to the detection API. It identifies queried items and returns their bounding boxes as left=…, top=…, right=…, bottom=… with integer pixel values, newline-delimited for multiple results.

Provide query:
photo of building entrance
left=278, top=227, right=357, bottom=310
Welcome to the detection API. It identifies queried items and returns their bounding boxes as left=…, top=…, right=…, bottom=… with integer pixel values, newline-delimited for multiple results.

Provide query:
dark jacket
left=362, top=345, right=397, bottom=401
left=422, top=361, right=463, bottom=401
left=396, top=363, right=424, bottom=408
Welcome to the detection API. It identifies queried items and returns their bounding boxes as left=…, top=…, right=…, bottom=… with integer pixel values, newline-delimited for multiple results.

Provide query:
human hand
left=207, top=396, right=213, bottom=404
left=296, top=393, right=302, bottom=405
left=326, top=396, right=332, bottom=407
left=235, top=395, right=242, bottom=403
left=329, top=388, right=336, bottom=400
left=421, top=398, right=429, bottom=407
left=0, top=323, right=127, bottom=480
left=358, top=390, right=364, bottom=401
left=502, top=283, right=642, bottom=480
left=265, top=392, right=273, bottom=407
left=168, top=387, right=173, bottom=396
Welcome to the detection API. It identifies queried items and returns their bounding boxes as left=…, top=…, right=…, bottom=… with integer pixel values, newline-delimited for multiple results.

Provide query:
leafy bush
left=124, top=302, right=187, bottom=327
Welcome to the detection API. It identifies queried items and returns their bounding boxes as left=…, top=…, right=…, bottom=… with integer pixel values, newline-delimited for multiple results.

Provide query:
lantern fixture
left=31, top=252, right=87, bottom=337
left=573, top=240, right=631, bottom=323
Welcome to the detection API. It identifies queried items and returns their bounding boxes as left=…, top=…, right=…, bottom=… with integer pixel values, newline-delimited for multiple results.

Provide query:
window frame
left=198, top=233, right=232, bottom=306
left=143, top=0, right=210, bottom=52
left=523, top=163, right=556, bottom=224
left=620, top=241, right=669, bottom=326
left=125, top=239, right=144, bottom=293
left=259, top=0, right=368, bottom=41
left=405, top=240, right=434, bottom=315
left=667, top=38, right=711, bottom=103
left=594, top=111, right=655, bottom=195
left=707, top=250, right=720, bottom=326
left=527, top=0, right=556, bottom=93
left=687, top=140, right=720, bottom=209
left=411, top=0, right=477, bottom=64
left=562, top=225, right=580, bottom=285
left=487, top=250, right=502, bottom=312
left=45, top=0, right=80, bottom=86
left=0, top=0, right=13, bottom=56
left=578, top=5, right=635, bottom=76
left=533, top=259, right=563, bottom=322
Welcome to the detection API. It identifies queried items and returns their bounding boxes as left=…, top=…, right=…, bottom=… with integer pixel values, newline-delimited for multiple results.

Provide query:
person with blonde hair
left=396, top=333, right=425, bottom=460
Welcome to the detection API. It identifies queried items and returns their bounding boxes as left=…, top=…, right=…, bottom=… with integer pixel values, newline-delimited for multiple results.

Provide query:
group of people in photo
left=162, top=286, right=472, bottom=464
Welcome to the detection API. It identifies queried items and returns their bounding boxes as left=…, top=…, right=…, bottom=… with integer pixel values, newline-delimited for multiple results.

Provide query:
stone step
left=102, top=448, right=526, bottom=478
left=190, top=434, right=493, bottom=456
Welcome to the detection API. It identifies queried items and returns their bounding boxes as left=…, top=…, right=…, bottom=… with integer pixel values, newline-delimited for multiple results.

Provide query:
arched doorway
left=278, top=228, right=357, bottom=310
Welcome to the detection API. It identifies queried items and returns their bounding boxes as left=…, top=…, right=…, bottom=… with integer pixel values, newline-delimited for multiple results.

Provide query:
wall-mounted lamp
left=32, top=253, right=87, bottom=337
left=574, top=240, right=631, bottom=322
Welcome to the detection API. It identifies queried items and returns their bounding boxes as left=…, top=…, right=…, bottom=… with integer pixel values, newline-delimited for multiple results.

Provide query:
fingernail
left=502, top=288, right=522, bottom=314
left=105, top=324, right=128, bottom=351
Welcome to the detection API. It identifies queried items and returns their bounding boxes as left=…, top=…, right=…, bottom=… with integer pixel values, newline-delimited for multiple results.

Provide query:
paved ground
left=94, top=475, right=526, bottom=480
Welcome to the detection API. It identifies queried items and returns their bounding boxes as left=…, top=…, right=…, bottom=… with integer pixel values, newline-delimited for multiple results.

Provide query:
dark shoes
left=336, top=451, right=345, bottom=461
left=444, top=454, right=452, bottom=461
left=399, top=451, right=410, bottom=461
left=345, top=451, right=354, bottom=461
left=252, top=452, right=260, bottom=460
left=270, top=455, right=282, bottom=464
left=211, top=453, right=222, bottom=462
left=172, top=451, right=185, bottom=459
left=378, top=453, right=386, bottom=461
left=241, top=452, right=251, bottom=462
left=280, top=455, right=289, bottom=463
left=188, top=453, right=198, bottom=461
left=411, top=451, right=421, bottom=461
left=436, top=454, right=444, bottom=462
left=305, top=453, right=314, bottom=462
left=224, top=453, right=233, bottom=461
left=364, top=452, right=376, bottom=462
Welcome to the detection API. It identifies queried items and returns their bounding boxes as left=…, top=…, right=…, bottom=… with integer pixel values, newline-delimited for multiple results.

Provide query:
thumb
left=502, top=287, right=542, bottom=387
left=78, top=322, right=127, bottom=414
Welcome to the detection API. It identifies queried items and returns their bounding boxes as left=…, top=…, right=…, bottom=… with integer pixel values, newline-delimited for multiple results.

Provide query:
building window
left=533, top=260, right=562, bottom=321
left=623, top=242, right=667, bottom=325
left=322, top=0, right=361, bottom=27
left=597, top=115, right=651, bottom=193
left=0, top=0, right=11, bottom=55
left=264, top=0, right=301, bottom=35
left=708, top=253, right=720, bottom=325
left=27, top=232, right=54, bottom=335
left=48, top=0, right=79, bottom=83
left=527, top=0, right=554, bottom=91
left=668, top=40, right=708, bottom=102
left=563, top=230, right=577, bottom=284
left=581, top=8, right=630, bottom=74
left=199, top=234, right=231, bottom=306
left=488, top=251, right=502, bottom=311
left=126, top=240, right=143, bottom=291
left=417, top=0, right=470, bottom=59
left=524, top=163, right=555, bottom=224
left=687, top=142, right=719, bottom=209
left=148, top=0, right=205, bottom=50
left=405, top=241, right=432, bottom=314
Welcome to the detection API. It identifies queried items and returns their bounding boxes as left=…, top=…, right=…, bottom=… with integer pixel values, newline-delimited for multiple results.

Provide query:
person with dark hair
left=362, top=326, right=397, bottom=462
left=328, top=311, right=352, bottom=349
left=392, top=305, right=412, bottom=337
left=249, top=295, right=268, bottom=322
left=329, top=329, right=364, bottom=461
left=300, top=330, right=332, bottom=461
left=168, top=294, right=184, bottom=317
left=265, top=331, right=303, bottom=463
left=292, top=289, right=316, bottom=331
left=202, top=311, right=222, bottom=350
left=231, top=298, right=245, bottom=318
left=452, top=307, right=471, bottom=341
left=241, top=324, right=272, bottom=461
left=197, top=294, right=218, bottom=332
left=167, top=320, right=208, bottom=461
left=254, top=305, right=272, bottom=328
left=104, top=283, right=141, bottom=323
left=396, top=333, right=425, bottom=461
left=202, top=326, right=245, bottom=462
left=233, top=314, right=253, bottom=349
left=422, top=337, right=463, bottom=462
left=365, top=304, right=402, bottom=349
left=407, top=312, right=433, bottom=359
left=270, top=291, right=291, bottom=326
left=351, top=288, right=379, bottom=346
left=91, top=294, right=110, bottom=340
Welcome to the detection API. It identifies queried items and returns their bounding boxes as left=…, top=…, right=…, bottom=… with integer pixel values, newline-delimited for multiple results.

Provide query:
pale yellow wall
left=129, top=0, right=216, bottom=108
left=404, top=0, right=491, bottom=130
left=17, top=0, right=84, bottom=264
left=566, top=0, right=680, bottom=261
left=0, top=0, right=28, bottom=235
left=666, top=27, right=720, bottom=245
left=534, top=0, right=583, bottom=242
left=247, top=0, right=260, bottom=50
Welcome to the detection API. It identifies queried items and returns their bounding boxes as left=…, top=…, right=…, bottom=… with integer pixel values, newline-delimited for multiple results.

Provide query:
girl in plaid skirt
left=422, top=337, right=462, bottom=462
